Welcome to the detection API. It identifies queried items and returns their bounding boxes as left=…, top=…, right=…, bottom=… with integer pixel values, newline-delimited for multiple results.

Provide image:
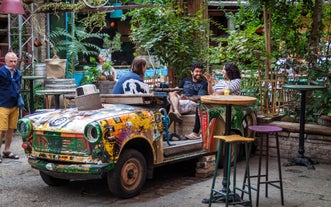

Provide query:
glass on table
left=224, top=89, right=230, bottom=96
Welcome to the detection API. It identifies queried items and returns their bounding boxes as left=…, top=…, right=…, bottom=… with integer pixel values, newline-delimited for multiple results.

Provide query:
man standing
left=168, top=62, right=208, bottom=140
left=0, top=52, right=22, bottom=163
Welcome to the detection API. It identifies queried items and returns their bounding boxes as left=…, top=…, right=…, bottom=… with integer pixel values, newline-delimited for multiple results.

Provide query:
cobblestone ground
left=1, top=134, right=331, bottom=207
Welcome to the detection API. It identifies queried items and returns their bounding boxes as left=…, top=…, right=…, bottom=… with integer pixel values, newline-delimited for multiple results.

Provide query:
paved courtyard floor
left=1, top=134, right=330, bottom=207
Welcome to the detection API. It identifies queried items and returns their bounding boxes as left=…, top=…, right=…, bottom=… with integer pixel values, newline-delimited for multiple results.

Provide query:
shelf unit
left=0, top=14, right=8, bottom=61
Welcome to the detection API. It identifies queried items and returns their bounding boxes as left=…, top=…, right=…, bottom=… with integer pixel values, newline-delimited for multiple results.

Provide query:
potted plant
left=93, top=32, right=122, bottom=93
left=80, top=56, right=101, bottom=85
left=102, top=32, right=122, bottom=57
left=49, top=25, right=109, bottom=79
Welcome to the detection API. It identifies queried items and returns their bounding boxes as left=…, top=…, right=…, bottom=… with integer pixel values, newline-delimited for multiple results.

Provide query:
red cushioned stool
left=242, top=125, right=284, bottom=207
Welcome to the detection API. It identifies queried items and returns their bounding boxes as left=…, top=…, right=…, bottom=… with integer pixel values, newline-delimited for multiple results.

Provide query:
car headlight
left=84, top=122, right=102, bottom=143
left=17, top=118, right=32, bottom=139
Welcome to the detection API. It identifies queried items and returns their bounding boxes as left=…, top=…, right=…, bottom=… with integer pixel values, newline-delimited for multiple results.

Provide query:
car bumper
left=28, top=158, right=115, bottom=180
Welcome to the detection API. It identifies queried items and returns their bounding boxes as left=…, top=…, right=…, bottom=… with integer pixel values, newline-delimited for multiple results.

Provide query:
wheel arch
left=121, top=138, right=154, bottom=179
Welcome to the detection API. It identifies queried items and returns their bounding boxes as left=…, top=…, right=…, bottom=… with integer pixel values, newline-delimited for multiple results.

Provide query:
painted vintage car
left=17, top=93, right=257, bottom=199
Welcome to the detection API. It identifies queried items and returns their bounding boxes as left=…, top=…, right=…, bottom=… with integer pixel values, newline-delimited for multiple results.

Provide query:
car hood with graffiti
left=17, top=104, right=164, bottom=165
left=21, top=104, right=144, bottom=133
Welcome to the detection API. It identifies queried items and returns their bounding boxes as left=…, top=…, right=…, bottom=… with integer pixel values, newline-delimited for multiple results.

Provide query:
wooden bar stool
left=208, top=134, right=254, bottom=207
left=242, top=125, right=284, bottom=207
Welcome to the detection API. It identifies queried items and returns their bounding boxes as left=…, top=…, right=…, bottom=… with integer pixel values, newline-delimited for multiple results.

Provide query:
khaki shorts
left=179, top=99, right=197, bottom=114
left=0, top=106, right=19, bottom=130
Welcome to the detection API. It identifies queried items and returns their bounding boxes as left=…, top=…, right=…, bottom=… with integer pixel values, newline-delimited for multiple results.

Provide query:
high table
left=200, top=95, right=257, bottom=203
left=36, top=89, right=76, bottom=109
left=282, top=84, right=326, bottom=169
left=22, top=76, right=47, bottom=113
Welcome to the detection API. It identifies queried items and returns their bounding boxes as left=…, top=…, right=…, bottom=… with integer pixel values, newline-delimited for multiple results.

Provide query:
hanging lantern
left=0, top=0, right=25, bottom=15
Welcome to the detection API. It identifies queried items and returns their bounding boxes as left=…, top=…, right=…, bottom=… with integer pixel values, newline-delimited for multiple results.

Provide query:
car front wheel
left=107, top=149, right=147, bottom=198
left=39, top=171, right=69, bottom=186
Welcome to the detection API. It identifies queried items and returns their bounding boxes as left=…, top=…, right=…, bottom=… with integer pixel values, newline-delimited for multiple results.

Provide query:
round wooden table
left=201, top=95, right=256, bottom=203
left=201, top=95, right=257, bottom=135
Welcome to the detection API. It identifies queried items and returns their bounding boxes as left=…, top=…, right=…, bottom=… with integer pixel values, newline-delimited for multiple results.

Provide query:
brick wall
left=256, top=121, right=331, bottom=164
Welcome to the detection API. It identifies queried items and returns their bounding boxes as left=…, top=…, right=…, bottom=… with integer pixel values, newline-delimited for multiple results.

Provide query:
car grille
left=32, top=131, right=90, bottom=156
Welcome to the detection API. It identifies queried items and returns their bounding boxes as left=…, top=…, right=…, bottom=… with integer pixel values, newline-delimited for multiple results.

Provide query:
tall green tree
left=127, top=1, right=209, bottom=84
left=247, top=0, right=329, bottom=77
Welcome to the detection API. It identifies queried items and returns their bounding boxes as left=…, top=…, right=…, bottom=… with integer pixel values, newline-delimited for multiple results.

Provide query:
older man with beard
left=168, top=62, right=208, bottom=140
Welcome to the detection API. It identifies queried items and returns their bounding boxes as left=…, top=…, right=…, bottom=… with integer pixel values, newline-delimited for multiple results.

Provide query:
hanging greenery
left=36, top=1, right=87, bottom=13
left=127, top=1, right=209, bottom=83
left=36, top=1, right=107, bottom=30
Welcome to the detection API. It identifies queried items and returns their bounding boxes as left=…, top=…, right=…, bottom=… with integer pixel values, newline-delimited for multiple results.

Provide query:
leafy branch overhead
left=35, top=1, right=150, bottom=30
left=36, top=1, right=107, bottom=30
left=127, top=2, right=209, bottom=81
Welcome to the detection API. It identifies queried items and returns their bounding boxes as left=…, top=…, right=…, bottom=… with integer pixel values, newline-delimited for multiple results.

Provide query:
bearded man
left=168, top=62, right=208, bottom=140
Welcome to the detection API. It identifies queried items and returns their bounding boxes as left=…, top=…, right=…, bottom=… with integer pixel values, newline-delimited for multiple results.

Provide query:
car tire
left=107, top=149, right=147, bottom=199
left=39, top=171, right=69, bottom=186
